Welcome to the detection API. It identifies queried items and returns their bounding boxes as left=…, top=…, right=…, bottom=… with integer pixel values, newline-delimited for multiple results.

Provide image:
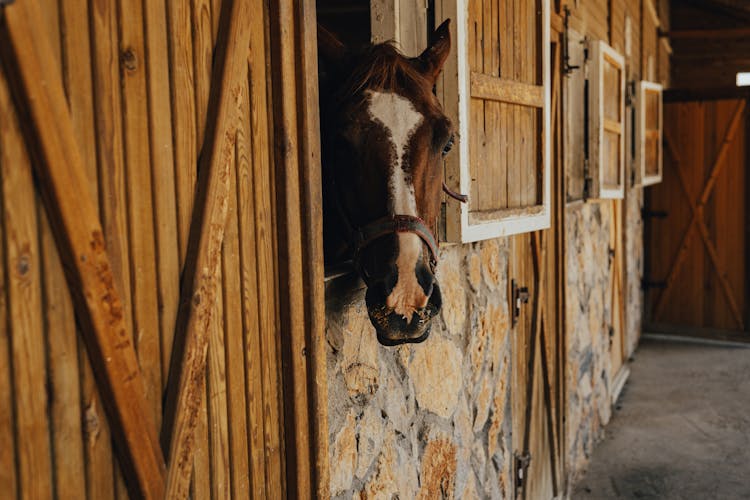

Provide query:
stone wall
left=326, top=241, right=513, bottom=498
left=564, top=201, right=614, bottom=480
left=325, top=197, right=644, bottom=497
left=564, top=190, right=644, bottom=484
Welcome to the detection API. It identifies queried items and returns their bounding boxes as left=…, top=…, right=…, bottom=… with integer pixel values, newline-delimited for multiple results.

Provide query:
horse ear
left=318, top=24, right=346, bottom=66
left=418, top=19, right=451, bottom=83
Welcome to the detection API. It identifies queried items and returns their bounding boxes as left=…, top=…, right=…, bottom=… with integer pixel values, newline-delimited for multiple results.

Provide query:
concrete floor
left=572, top=336, right=750, bottom=500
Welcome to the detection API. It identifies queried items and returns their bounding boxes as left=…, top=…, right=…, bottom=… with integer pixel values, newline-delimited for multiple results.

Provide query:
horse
left=318, top=20, right=464, bottom=346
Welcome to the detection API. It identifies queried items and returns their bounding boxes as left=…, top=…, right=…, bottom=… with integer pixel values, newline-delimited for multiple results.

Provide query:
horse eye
left=442, top=134, right=455, bottom=156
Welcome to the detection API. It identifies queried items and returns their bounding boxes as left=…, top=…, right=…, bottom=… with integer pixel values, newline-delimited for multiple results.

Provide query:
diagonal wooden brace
left=0, top=0, right=166, bottom=498
left=160, top=0, right=254, bottom=497
left=655, top=103, right=746, bottom=327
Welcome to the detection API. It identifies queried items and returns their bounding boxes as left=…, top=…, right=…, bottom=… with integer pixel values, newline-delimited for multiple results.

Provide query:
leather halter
left=354, top=214, right=440, bottom=271
left=328, top=172, right=467, bottom=276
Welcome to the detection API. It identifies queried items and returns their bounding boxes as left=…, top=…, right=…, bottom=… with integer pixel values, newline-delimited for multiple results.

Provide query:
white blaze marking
left=367, top=90, right=428, bottom=322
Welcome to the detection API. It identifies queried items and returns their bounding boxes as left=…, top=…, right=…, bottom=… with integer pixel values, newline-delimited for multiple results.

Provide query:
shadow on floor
left=572, top=336, right=750, bottom=500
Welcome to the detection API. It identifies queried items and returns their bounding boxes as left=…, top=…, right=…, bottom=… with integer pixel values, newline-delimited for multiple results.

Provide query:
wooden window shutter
left=564, top=27, right=586, bottom=202
left=637, top=81, right=663, bottom=186
left=435, top=0, right=551, bottom=242
left=589, top=40, right=626, bottom=199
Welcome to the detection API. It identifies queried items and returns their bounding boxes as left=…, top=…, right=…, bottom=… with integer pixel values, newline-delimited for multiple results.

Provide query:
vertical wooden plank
left=296, top=0, right=330, bottom=493
left=42, top=219, right=87, bottom=500
left=89, top=0, right=129, bottom=495
left=118, top=0, right=162, bottom=427
left=193, top=0, right=214, bottom=148
left=224, top=124, right=251, bottom=500
left=236, top=65, right=269, bottom=498
left=249, top=0, right=285, bottom=492
left=143, top=0, right=181, bottom=385
left=508, top=0, right=520, bottom=208
left=167, top=0, right=198, bottom=264
left=499, top=0, right=510, bottom=207
left=207, top=269, right=230, bottom=500
left=60, top=0, right=98, bottom=196
left=0, top=164, right=17, bottom=500
left=192, top=397, right=211, bottom=500
left=481, top=0, right=497, bottom=210
left=0, top=72, right=53, bottom=500
left=468, top=0, right=482, bottom=207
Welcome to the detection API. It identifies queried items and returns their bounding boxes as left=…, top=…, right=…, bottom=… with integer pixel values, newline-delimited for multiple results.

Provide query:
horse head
left=319, top=20, right=456, bottom=345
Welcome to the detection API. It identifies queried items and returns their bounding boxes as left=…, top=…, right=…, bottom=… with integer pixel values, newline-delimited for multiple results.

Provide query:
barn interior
left=0, top=0, right=747, bottom=498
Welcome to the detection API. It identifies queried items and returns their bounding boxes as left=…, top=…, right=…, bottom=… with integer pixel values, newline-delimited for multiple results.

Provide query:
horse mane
left=336, top=42, right=433, bottom=105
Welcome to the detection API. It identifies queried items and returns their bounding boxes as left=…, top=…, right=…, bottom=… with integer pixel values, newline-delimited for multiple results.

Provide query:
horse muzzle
left=365, top=280, right=442, bottom=346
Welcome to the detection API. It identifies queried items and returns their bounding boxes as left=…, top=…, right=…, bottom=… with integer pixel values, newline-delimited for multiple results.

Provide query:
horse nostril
left=415, top=265, right=435, bottom=300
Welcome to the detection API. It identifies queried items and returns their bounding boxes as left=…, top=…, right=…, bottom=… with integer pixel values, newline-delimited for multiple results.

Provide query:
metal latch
left=641, top=280, right=667, bottom=290
left=515, top=451, right=532, bottom=494
left=511, top=280, right=530, bottom=327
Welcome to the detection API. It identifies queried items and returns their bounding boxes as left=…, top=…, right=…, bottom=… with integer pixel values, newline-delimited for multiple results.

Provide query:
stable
left=3, top=0, right=742, bottom=499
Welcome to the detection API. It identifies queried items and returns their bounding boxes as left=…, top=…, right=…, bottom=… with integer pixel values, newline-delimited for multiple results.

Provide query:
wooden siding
left=0, top=0, right=302, bottom=497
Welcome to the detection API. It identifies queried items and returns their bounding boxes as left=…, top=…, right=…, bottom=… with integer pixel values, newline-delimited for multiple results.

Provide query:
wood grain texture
left=118, top=0, right=163, bottom=430
left=648, top=100, right=747, bottom=333
left=143, top=0, right=181, bottom=386
left=2, top=1, right=166, bottom=497
left=167, top=0, right=199, bottom=265
left=162, top=0, right=254, bottom=495
left=222, top=157, right=251, bottom=499
left=0, top=70, right=53, bottom=500
left=0, top=193, right=16, bottom=497
left=471, top=72, right=544, bottom=108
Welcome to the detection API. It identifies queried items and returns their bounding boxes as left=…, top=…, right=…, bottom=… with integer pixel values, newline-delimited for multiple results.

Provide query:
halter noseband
left=327, top=167, right=467, bottom=275
left=354, top=214, right=440, bottom=271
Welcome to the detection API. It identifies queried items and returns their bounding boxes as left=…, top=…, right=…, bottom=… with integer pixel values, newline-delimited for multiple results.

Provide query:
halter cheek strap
left=354, top=214, right=439, bottom=270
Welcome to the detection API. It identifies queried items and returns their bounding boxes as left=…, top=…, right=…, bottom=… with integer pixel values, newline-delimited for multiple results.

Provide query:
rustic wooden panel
left=647, top=100, right=748, bottom=334
left=564, top=28, right=586, bottom=202
left=0, top=0, right=302, bottom=495
left=468, top=0, right=543, bottom=213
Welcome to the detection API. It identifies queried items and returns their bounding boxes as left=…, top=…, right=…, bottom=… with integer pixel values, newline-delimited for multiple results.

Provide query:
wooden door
left=0, top=0, right=326, bottom=497
left=510, top=39, right=564, bottom=500
left=645, top=99, right=749, bottom=341
left=510, top=231, right=561, bottom=500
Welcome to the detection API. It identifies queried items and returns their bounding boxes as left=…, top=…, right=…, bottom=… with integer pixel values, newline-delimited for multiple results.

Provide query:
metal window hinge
left=642, top=209, right=668, bottom=219
left=562, top=7, right=580, bottom=75
left=625, top=80, right=637, bottom=107
left=511, top=280, right=530, bottom=327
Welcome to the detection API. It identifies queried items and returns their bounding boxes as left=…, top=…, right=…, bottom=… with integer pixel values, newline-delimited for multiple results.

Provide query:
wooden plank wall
left=0, top=0, right=286, bottom=497
left=467, top=0, right=542, bottom=213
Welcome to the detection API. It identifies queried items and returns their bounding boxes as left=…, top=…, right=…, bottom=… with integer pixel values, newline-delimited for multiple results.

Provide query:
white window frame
left=589, top=40, right=626, bottom=200
left=637, top=81, right=663, bottom=186
left=372, top=0, right=551, bottom=243
left=435, top=0, right=551, bottom=243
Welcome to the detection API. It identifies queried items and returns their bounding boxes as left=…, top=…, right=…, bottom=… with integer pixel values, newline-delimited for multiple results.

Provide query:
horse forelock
left=336, top=43, right=436, bottom=109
